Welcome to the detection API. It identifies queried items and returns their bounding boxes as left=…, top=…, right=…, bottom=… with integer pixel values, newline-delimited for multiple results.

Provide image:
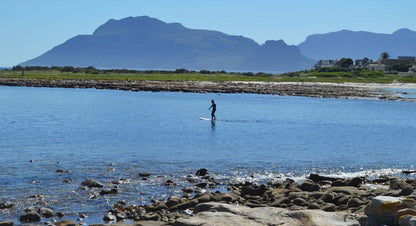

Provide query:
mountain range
left=22, top=16, right=416, bottom=72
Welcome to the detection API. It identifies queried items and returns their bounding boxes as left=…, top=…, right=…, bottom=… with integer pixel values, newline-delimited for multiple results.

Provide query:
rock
left=164, top=179, right=176, bottom=186
left=39, top=207, right=54, bottom=218
left=56, top=169, right=64, bottom=173
left=390, top=177, right=408, bottom=190
left=103, top=212, right=116, bottom=222
left=347, top=197, right=364, bottom=208
left=143, top=213, right=161, bottom=221
left=309, top=173, right=338, bottom=183
left=0, top=201, right=14, bottom=209
left=0, top=221, right=14, bottom=226
left=308, top=203, right=321, bottom=210
left=293, top=198, right=308, bottom=207
left=196, top=194, right=212, bottom=203
left=195, top=168, right=208, bottom=176
left=55, top=220, right=76, bottom=226
left=116, top=212, right=127, bottom=221
left=347, top=177, right=364, bottom=187
left=321, top=203, right=336, bottom=212
left=320, top=192, right=335, bottom=203
left=403, top=170, right=416, bottom=175
left=81, top=179, right=104, bottom=188
left=332, top=179, right=348, bottom=187
left=364, top=196, right=416, bottom=226
left=166, top=197, right=182, bottom=207
left=300, top=179, right=321, bottom=192
left=179, top=202, right=360, bottom=226
left=20, top=212, right=41, bottom=223
left=182, top=187, right=194, bottom=193
left=170, top=199, right=199, bottom=211
left=139, top=172, right=151, bottom=177
left=328, top=186, right=365, bottom=196
left=100, top=187, right=119, bottom=195
left=241, top=184, right=267, bottom=197
left=400, top=186, right=415, bottom=196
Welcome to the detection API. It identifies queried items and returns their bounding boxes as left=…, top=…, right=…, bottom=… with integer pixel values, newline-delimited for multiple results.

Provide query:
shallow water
left=0, top=86, right=415, bottom=223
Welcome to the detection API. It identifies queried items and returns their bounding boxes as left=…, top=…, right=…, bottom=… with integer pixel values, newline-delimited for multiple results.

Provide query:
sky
left=1, top=0, right=415, bottom=67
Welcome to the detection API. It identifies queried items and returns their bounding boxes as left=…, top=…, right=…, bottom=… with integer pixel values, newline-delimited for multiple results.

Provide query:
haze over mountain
left=298, top=28, right=416, bottom=60
left=21, top=16, right=315, bottom=72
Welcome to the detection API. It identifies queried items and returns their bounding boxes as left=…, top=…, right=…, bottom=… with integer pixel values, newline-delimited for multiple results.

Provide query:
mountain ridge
left=22, top=16, right=315, bottom=72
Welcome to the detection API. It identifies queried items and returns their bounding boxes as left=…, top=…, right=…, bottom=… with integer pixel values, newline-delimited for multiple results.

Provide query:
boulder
left=103, top=212, right=116, bottom=222
left=390, top=177, right=408, bottom=190
left=241, top=184, right=267, bottom=197
left=364, top=196, right=416, bottom=226
left=400, top=186, right=415, bottom=196
left=0, top=202, right=14, bottom=209
left=195, top=168, right=208, bottom=176
left=300, top=179, right=321, bottom=192
left=20, top=212, right=41, bottom=223
left=164, top=179, right=176, bottom=187
left=81, top=179, right=104, bottom=188
left=347, top=177, right=364, bottom=187
left=39, top=207, right=54, bottom=218
left=178, top=202, right=360, bottom=226
left=309, top=174, right=338, bottom=183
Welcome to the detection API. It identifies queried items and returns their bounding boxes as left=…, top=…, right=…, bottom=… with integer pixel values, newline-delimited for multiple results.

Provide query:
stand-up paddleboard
left=199, top=117, right=212, bottom=121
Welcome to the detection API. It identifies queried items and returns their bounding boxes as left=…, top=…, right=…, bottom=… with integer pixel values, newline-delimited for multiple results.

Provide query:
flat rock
left=184, top=202, right=360, bottom=226
left=0, top=221, right=14, bottom=226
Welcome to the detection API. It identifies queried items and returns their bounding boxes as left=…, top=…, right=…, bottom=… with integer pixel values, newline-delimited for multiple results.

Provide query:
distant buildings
left=315, top=56, right=416, bottom=75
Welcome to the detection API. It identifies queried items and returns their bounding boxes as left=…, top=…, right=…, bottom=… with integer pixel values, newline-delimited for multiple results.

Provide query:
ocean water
left=0, top=86, right=415, bottom=223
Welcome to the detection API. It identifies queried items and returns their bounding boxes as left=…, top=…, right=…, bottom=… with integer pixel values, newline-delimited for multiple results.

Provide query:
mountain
left=298, top=29, right=416, bottom=60
left=22, top=16, right=315, bottom=72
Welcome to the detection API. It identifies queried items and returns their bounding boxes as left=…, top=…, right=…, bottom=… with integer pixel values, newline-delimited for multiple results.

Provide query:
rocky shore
left=1, top=78, right=414, bottom=101
left=1, top=169, right=416, bottom=225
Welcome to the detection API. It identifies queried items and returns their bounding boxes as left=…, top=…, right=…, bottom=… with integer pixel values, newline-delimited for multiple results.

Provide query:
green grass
left=1, top=69, right=416, bottom=84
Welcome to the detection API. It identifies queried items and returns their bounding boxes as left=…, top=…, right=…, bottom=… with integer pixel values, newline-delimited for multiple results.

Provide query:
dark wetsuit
left=210, top=103, right=216, bottom=120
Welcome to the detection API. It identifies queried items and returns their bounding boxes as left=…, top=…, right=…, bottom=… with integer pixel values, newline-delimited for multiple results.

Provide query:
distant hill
left=22, top=16, right=315, bottom=72
left=298, top=29, right=416, bottom=60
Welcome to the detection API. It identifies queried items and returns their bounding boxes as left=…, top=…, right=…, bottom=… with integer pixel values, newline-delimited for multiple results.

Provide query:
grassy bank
left=1, top=67, right=416, bottom=83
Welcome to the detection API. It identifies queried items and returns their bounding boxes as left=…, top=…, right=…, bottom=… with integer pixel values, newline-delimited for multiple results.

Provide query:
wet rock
left=331, top=179, right=348, bottom=187
left=182, top=187, right=194, bottom=193
left=308, top=203, right=321, bottom=210
left=347, top=177, right=364, bottom=187
left=0, top=221, right=14, bottom=226
left=403, top=170, right=416, bottom=175
left=241, top=184, right=267, bottom=197
left=116, top=212, right=127, bottom=221
left=81, top=179, right=104, bottom=188
left=328, top=186, right=365, bottom=196
left=63, top=178, right=73, bottom=183
left=139, top=172, right=151, bottom=177
left=195, top=168, right=208, bottom=176
left=399, top=186, right=414, bottom=196
left=103, top=212, right=116, bottom=222
left=300, top=179, right=321, bottom=192
left=143, top=213, right=161, bottom=221
left=390, top=177, right=408, bottom=190
left=56, top=169, right=64, bottom=173
left=39, top=207, right=54, bottom=218
left=164, top=179, right=176, bottom=187
left=309, top=173, right=338, bottom=183
left=195, top=182, right=208, bottom=188
left=0, top=201, right=14, bottom=209
left=79, top=213, right=87, bottom=219
left=334, top=194, right=350, bottom=206
left=196, top=194, right=213, bottom=203
left=55, top=220, right=76, bottom=226
left=100, top=187, right=119, bottom=195
left=20, top=212, right=41, bottom=223
left=292, top=198, right=308, bottom=207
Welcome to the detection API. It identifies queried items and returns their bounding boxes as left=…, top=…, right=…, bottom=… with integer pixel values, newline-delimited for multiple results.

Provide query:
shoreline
left=1, top=78, right=416, bottom=101
left=1, top=169, right=415, bottom=225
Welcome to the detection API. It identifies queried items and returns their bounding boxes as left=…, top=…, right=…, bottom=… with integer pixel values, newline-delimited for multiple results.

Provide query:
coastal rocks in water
left=241, top=184, right=267, bottom=197
left=309, top=173, right=339, bottom=183
left=178, top=202, right=360, bottom=226
left=0, top=201, right=14, bottom=209
left=39, top=207, right=54, bottom=218
left=195, top=168, right=208, bottom=177
left=103, top=212, right=117, bottom=222
left=81, top=179, right=104, bottom=188
left=364, top=196, right=416, bottom=225
left=0, top=221, right=14, bottom=226
left=164, top=179, right=176, bottom=187
left=390, top=177, right=409, bottom=190
left=20, top=212, right=41, bottom=222
left=100, top=187, right=119, bottom=195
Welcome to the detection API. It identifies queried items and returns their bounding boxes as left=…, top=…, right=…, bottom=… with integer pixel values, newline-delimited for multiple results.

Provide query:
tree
left=362, top=57, right=370, bottom=65
left=381, top=52, right=390, bottom=60
left=336, top=58, right=354, bottom=68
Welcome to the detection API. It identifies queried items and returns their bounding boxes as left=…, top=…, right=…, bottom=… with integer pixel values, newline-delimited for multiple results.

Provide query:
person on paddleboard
left=208, top=100, right=216, bottom=121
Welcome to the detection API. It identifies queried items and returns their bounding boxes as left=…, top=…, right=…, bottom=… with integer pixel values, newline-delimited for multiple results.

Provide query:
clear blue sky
left=1, top=0, right=415, bottom=67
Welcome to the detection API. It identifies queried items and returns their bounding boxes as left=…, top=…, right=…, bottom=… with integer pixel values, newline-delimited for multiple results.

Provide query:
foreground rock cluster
left=0, top=78, right=409, bottom=101
left=1, top=170, right=416, bottom=225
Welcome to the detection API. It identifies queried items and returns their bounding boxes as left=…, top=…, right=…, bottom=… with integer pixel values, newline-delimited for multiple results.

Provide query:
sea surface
left=0, top=86, right=415, bottom=223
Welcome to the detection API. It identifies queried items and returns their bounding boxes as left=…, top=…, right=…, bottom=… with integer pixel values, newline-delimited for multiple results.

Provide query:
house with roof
left=314, top=60, right=338, bottom=69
